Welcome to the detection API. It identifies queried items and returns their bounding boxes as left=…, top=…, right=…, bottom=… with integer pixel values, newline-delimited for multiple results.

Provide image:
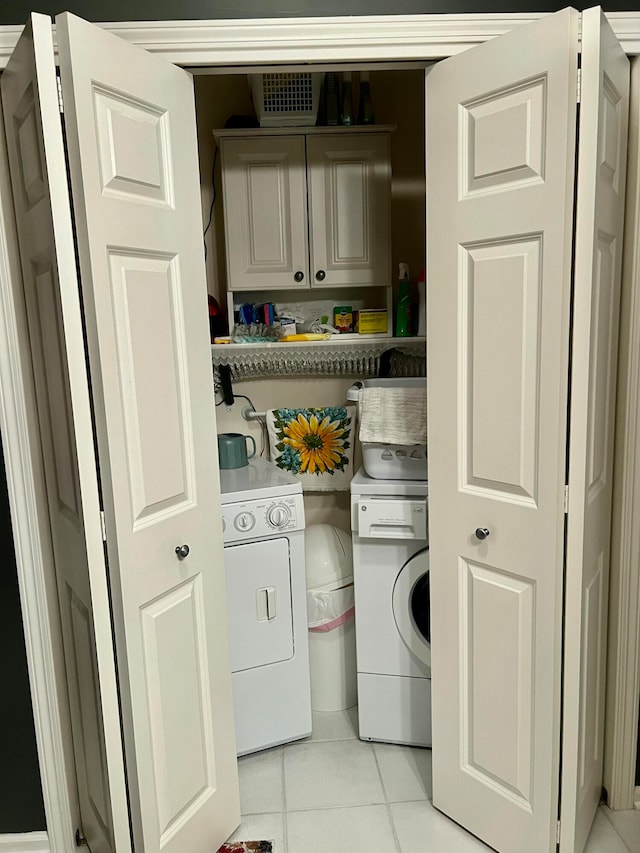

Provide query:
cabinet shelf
left=211, top=335, right=426, bottom=380
left=213, top=124, right=396, bottom=140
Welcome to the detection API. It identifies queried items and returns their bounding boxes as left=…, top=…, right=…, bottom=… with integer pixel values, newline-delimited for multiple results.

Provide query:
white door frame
left=1, top=12, right=639, bottom=851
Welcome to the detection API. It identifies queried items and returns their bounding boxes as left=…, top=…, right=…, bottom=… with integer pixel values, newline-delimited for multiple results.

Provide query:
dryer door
left=392, top=548, right=431, bottom=671
left=224, top=538, right=294, bottom=672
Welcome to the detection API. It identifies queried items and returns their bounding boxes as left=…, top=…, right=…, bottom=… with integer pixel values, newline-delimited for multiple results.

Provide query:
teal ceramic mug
left=217, top=432, right=256, bottom=469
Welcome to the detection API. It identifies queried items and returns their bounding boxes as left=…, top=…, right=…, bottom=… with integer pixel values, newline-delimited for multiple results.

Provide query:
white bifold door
left=427, top=7, right=628, bottom=853
left=1, top=12, right=239, bottom=853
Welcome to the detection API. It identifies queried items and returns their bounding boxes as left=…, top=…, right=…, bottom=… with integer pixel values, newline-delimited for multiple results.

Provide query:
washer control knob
left=234, top=511, right=255, bottom=532
left=267, top=503, right=291, bottom=528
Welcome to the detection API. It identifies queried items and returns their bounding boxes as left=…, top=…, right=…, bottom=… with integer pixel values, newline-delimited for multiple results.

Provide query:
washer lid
left=392, top=548, right=431, bottom=669
left=219, top=457, right=301, bottom=503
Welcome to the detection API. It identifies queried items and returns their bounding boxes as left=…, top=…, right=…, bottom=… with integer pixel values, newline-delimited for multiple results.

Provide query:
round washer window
left=392, top=547, right=431, bottom=668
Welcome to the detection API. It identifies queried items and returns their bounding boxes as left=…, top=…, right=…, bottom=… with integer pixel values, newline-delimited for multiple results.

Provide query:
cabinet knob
left=315, top=269, right=326, bottom=282
left=474, top=528, right=490, bottom=541
left=294, top=270, right=304, bottom=283
left=175, top=544, right=190, bottom=559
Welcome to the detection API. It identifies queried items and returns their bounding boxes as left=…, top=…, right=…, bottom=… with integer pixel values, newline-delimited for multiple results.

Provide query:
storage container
left=357, top=308, right=388, bottom=334
left=249, top=72, right=322, bottom=127
left=347, top=378, right=427, bottom=480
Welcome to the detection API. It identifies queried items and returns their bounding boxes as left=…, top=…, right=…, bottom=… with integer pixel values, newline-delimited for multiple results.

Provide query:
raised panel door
left=1, top=15, right=130, bottom=852
left=220, top=135, right=309, bottom=291
left=561, top=9, right=630, bottom=852
left=307, top=133, right=391, bottom=287
left=55, top=12, right=240, bottom=852
left=427, top=9, right=579, bottom=852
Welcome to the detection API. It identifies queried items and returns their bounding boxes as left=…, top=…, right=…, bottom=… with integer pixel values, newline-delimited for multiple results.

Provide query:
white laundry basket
left=347, top=378, right=428, bottom=480
left=305, top=524, right=357, bottom=712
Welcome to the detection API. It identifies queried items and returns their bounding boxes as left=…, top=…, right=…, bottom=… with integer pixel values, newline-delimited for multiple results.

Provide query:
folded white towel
left=358, top=387, right=427, bottom=445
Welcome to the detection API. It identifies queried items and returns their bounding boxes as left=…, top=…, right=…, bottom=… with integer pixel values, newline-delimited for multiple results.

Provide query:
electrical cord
left=213, top=388, right=267, bottom=458
left=203, top=144, right=219, bottom=262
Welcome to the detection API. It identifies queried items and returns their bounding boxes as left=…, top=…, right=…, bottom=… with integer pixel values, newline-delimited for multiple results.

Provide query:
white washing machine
left=219, top=457, right=311, bottom=756
left=350, top=468, right=431, bottom=747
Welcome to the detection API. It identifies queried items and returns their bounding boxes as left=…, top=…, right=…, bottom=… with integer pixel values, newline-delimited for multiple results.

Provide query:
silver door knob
left=475, top=528, right=490, bottom=541
left=175, top=544, right=190, bottom=559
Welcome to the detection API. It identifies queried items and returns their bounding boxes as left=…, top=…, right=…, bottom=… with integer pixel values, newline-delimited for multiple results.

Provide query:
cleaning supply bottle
left=395, top=263, right=412, bottom=337
left=341, top=71, right=354, bottom=126
left=417, top=268, right=426, bottom=336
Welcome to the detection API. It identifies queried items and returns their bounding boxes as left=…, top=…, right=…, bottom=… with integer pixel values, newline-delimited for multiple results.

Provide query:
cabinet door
left=221, top=136, right=309, bottom=290
left=307, top=133, right=391, bottom=287
left=53, top=12, right=240, bottom=853
left=427, top=8, right=578, bottom=853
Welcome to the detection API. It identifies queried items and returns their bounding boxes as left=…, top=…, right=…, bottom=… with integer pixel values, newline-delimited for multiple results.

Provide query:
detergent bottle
left=395, top=263, right=412, bottom=337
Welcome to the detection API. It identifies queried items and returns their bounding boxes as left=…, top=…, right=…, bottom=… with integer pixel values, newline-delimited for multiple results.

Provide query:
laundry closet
left=0, top=8, right=638, bottom=853
left=196, top=65, right=427, bottom=538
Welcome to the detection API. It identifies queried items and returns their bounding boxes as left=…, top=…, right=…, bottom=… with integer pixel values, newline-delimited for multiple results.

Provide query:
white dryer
left=350, top=468, right=431, bottom=747
left=219, top=458, right=311, bottom=756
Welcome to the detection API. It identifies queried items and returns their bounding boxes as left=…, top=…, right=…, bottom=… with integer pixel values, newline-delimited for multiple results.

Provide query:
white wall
left=214, top=375, right=360, bottom=532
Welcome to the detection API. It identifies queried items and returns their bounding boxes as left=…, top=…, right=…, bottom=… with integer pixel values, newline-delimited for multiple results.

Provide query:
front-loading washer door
left=224, top=538, right=294, bottom=672
left=392, top=547, right=431, bottom=670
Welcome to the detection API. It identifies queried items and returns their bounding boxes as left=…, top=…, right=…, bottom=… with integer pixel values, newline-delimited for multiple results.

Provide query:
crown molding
left=1, top=13, right=639, bottom=70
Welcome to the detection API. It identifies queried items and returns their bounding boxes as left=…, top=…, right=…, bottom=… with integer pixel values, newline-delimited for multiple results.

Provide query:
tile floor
left=227, top=706, right=640, bottom=853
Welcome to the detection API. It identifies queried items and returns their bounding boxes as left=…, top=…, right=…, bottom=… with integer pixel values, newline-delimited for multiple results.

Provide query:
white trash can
left=305, top=524, right=357, bottom=712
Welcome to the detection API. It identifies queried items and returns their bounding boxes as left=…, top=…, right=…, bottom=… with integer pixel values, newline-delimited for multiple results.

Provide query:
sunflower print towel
left=266, top=406, right=354, bottom=491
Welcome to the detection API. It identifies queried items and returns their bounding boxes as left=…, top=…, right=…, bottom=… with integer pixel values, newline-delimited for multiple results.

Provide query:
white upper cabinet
left=218, top=129, right=392, bottom=291
left=219, top=135, right=309, bottom=291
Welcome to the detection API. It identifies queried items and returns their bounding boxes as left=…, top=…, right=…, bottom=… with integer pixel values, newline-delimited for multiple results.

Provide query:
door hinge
left=556, top=819, right=561, bottom=845
left=56, top=75, right=64, bottom=114
left=576, top=67, right=582, bottom=103
left=564, top=485, right=569, bottom=514
left=100, top=511, right=107, bottom=542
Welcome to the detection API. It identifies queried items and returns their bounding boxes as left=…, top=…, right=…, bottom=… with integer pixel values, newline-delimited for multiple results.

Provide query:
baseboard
left=0, top=832, right=49, bottom=852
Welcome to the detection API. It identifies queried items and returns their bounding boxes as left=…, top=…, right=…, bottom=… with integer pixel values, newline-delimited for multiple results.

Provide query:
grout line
left=370, top=742, right=404, bottom=853
left=281, top=745, right=289, bottom=853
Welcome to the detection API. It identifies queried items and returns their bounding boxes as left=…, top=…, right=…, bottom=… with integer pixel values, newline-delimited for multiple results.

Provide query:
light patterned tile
left=390, top=801, right=492, bottom=853
left=284, top=739, right=384, bottom=811
left=373, top=743, right=432, bottom=802
left=585, top=807, right=631, bottom=853
left=226, top=811, right=286, bottom=852
left=286, top=804, right=398, bottom=853
left=238, top=746, right=284, bottom=815
left=601, top=804, right=640, bottom=852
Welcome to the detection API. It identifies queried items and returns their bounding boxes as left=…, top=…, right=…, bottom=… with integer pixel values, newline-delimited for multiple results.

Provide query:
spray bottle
left=395, top=262, right=412, bottom=337
left=417, top=268, right=426, bottom=336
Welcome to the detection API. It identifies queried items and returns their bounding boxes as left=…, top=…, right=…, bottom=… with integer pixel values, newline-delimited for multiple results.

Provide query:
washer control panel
left=353, top=496, right=428, bottom=541
left=221, top=493, right=305, bottom=544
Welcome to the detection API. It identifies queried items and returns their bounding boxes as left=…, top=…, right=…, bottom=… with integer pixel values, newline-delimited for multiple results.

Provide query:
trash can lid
left=305, top=524, right=353, bottom=591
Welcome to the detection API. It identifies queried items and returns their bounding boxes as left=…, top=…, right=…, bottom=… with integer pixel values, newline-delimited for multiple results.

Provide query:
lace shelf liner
left=211, top=336, right=426, bottom=381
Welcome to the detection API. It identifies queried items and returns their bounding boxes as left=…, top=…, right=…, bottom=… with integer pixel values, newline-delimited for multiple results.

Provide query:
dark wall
left=0, top=0, right=639, bottom=24
left=0, top=440, right=46, bottom=832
